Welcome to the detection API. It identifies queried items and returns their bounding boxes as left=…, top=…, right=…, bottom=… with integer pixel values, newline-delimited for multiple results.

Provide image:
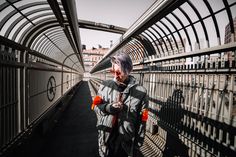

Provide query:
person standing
left=92, top=52, right=148, bottom=157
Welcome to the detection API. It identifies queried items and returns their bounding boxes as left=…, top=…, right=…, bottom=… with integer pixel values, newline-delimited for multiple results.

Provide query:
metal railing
left=0, top=36, right=82, bottom=153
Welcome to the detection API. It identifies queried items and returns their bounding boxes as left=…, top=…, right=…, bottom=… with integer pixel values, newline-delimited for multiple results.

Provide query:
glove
left=141, top=109, right=148, bottom=122
left=106, top=101, right=123, bottom=114
left=91, top=96, right=103, bottom=110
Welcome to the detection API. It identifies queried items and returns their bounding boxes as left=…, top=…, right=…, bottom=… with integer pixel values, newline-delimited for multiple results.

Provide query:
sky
left=75, top=0, right=156, bottom=49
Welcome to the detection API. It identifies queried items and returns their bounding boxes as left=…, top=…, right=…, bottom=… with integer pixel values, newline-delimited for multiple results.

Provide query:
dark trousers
left=108, top=144, right=128, bottom=157
left=107, top=134, right=128, bottom=157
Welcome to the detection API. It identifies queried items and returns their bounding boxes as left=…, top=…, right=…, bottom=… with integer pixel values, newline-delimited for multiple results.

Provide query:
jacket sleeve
left=135, top=93, right=149, bottom=147
left=94, top=81, right=119, bottom=115
left=93, top=82, right=109, bottom=116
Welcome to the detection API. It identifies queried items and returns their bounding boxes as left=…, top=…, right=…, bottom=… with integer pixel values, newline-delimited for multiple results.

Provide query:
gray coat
left=94, top=75, right=148, bottom=157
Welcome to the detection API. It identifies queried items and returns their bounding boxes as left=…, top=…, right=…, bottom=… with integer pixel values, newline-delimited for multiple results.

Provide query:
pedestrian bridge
left=0, top=0, right=236, bottom=156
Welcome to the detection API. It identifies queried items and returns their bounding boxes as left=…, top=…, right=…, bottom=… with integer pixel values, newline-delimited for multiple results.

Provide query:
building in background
left=82, top=46, right=109, bottom=78
left=224, top=16, right=236, bottom=67
left=224, top=17, right=236, bottom=44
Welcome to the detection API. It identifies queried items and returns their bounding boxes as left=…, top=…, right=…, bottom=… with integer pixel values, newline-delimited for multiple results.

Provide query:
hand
left=112, top=101, right=123, bottom=109
left=107, top=101, right=123, bottom=114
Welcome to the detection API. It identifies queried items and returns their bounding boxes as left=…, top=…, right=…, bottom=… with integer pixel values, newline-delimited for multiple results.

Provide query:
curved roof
left=0, top=0, right=84, bottom=71
left=91, top=0, right=236, bottom=73
left=1, top=0, right=236, bottom=74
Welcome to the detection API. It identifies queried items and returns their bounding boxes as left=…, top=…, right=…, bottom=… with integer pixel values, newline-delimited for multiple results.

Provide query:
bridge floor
left=6, top=81, right=162, bottom=157
left=35, top=81, right=99, bottom=157
left=6, top=81, right=99, bottom=157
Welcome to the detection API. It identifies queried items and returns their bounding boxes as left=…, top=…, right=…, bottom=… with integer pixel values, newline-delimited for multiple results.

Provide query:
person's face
left=110, top=63, right=128, bottom=83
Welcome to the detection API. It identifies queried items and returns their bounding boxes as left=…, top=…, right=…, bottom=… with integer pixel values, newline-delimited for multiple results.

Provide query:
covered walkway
left=1, top=0, right=236, bottom=156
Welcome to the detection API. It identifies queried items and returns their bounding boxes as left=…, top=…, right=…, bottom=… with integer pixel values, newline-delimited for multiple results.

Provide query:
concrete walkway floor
left=36, top=81, right=99, bottom=157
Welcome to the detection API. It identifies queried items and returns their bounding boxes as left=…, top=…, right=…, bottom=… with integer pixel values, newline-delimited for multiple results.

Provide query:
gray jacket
left=94, top=75, right=148, bottom=156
